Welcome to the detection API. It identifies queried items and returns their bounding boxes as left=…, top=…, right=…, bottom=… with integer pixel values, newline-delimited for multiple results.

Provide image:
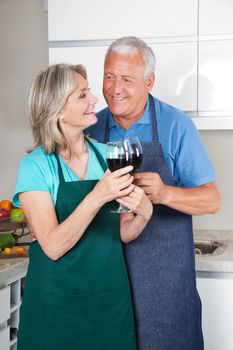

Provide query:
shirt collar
left=108, top=97, right=151, bottom=129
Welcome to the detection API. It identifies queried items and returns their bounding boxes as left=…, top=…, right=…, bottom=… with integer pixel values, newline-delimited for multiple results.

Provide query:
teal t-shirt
left=12, top=139, right=107, bottom=208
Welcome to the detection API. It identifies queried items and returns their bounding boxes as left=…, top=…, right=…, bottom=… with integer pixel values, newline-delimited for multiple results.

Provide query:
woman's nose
left=89, top=91, right=98, bottom=105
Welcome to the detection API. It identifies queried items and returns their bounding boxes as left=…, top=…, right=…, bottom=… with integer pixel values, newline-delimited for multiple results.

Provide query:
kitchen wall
left=0, top=0, right=232, bottom=230
left=0, top=0, right=48, bottom=199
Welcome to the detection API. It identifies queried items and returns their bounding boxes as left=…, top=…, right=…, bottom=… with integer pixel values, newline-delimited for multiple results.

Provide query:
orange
left=3, top=247, right=12, bottom=254
left=16, top=247, right=25, bottom=254
left=0, top=199, right=12, bottom=212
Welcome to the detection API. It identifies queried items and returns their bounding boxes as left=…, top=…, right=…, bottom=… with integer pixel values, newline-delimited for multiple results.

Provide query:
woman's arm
left=119, top=186, right=153, bottom=243
left=19, top=166, right=134, bottom=260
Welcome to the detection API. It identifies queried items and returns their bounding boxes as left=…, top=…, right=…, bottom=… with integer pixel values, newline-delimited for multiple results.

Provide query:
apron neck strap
left=103, top=114, right=110, bottom=143
left=54, top=137, right=107, bottom=183
left=85, top=136, right=107, bottom=172
left=54, top=152, right=65, bottom=184
left=148, top=93, right=159, bottom=142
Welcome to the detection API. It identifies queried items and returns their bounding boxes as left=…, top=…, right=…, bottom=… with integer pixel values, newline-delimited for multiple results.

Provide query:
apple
left=0, top=208, right=10, bottom=219
left=10, top=208, right=25, bottom=222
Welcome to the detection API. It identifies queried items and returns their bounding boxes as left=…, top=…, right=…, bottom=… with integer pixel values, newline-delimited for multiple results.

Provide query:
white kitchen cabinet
left=48, top=0, right=198, bottom=41
left=197, top=273, right=233, bottom=350
left=150, top=41, right=197, bottom=112
left=49, top=41, right=197, bottom=113
left=47, top=0, right=233, bottom=129
left=49, top=46, right=108, bottom=112
left=0, top=285, right=10, bottom=324
left=198, top=40, right=233, bottom=114
left=0, top=275, right=26, bottom=350
left=0, top=327, right=10, bottom=350
left=199, top=0, right=233, bottom=35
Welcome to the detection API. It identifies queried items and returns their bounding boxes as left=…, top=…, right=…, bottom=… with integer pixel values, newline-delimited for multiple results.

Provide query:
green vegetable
left=0, top=233, right=15, bottom=252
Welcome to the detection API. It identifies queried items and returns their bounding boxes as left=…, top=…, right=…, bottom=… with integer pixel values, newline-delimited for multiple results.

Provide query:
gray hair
left=27, top=63, right=87, bottom=154
left=105, top=36, right=155, bottom=79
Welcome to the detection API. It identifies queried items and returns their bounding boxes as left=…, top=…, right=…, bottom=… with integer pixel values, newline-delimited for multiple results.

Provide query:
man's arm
left=134, top=172, right=221, bottom=216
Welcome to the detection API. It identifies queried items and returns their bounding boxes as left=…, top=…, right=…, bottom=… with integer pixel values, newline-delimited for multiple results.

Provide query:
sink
left=194, top=240, right=225, bottom=256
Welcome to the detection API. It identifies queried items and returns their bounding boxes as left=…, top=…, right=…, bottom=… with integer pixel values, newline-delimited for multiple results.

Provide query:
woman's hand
left=91, top=166, right=135, bottom=206
left=118, top=186, right=153, bottom=243
left=117, top=185, right=153, bottom=220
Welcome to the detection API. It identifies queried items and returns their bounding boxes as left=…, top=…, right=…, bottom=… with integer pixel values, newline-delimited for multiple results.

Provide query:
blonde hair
left=27, top=63, right=87, bottom=154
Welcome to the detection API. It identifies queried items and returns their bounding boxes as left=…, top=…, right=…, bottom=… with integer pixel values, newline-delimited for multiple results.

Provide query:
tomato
left=0, top=208, right=10, bottom=218
left=0, top=199, right=12, bottom=212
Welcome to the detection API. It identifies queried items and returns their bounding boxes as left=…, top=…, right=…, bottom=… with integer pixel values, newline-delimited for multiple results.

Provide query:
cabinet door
left=49, top=46, right=108, bottom=111
left=0, top=327, right=9, bottom=350
left=0, top=286, right=10, bottom=324
left=198, top=40, right=233, bottom=113
left=197, top=276, right=233, bottom=350
left=199, top=0, right=233, bottom=35
left=150, top=42, right=197, bottom=112
left=48, top=0, right=198, bottom=41
left=50, top=41, right=197, bottom=114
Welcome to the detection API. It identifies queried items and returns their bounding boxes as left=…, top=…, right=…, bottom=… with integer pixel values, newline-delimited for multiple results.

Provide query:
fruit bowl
left=0, top=216, right=28, bottom=235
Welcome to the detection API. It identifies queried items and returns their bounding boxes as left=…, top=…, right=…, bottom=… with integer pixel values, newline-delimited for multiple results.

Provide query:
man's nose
left=112, top=79, right=124, bottom=94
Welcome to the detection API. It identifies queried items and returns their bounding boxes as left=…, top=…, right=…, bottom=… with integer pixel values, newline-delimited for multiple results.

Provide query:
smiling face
left=60, top=72, right=98, bottom=130
left=103, top=50, right=155, bottom=127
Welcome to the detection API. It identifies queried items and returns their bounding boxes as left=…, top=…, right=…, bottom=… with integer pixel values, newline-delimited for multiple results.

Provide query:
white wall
left=194, top=130, right=233, bottom=231
left=0, top=0, right=48, bottom=199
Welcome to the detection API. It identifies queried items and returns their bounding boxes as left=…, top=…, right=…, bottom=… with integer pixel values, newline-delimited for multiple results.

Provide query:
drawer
left=0, top=286, right=10, bottom=324
left=0, top=326, right=10, bottom=349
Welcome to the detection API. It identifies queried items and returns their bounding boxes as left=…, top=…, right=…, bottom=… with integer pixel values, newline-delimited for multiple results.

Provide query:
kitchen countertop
left=0, top=257, right=28, bottom=287
left=0, top=230, right=233, bottom=286
left=194, top=229, right=233, bottom=273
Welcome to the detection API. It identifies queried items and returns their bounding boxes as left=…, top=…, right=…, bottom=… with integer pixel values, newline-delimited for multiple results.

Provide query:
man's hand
left=133, top=172, right=167, bottom=204
left=134, top=172, right=221, bottom=215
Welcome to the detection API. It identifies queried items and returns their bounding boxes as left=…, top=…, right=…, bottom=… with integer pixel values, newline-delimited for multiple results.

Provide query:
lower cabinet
left=1, top=270, right=233, bottom=349
left=0, top=274, right=25, bottom=350
left=197, top=272, right=233, bottom=350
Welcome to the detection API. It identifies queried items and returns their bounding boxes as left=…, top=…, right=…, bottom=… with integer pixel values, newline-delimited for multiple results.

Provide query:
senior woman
left=12, top=64, right=153, bottom=350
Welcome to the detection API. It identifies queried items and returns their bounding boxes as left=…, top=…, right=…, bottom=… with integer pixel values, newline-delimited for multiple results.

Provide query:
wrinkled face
left=103, top=51, right=154, bottom=122
left=60, top=72, right=98, bottom=130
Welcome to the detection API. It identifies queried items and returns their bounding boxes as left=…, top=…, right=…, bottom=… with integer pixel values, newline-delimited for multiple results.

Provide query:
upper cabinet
left=49, top=46, right=108, bottom=111
left=49, top=42, right=197, bottom=114
left=151, top=42, right=197, bottom=112
left=48, top=0, right=233, bottom=129
left=198, top=40, right=233, bottom=113
left=48, top=0, right=198, bottom=41
left=199, top=0, right=233, bottom=35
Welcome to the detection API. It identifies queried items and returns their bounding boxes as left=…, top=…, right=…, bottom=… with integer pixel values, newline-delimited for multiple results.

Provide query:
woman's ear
left=58, top=114, right=65, bottom=123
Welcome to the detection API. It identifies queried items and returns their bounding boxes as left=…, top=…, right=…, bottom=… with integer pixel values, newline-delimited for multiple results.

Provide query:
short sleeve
left=12, top=154, right=51, bottom=207
left=175, top=119, right=215, bottom=187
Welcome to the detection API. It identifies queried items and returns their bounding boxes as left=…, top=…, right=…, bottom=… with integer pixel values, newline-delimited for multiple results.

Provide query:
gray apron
left=103, top=95, right=204, bottom=350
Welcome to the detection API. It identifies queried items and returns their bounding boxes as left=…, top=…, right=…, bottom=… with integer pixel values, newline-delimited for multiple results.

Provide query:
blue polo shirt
left=85, top=96, right=215, bottom=187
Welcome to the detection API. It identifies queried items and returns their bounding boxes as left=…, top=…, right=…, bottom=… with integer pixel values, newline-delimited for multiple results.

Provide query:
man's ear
left=147, top=72, right=155, bottom=92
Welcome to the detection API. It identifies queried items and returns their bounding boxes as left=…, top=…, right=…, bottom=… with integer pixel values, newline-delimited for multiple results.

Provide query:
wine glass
left=126, top=136, right=143, bottom=172
left=106, top=139, right=133, bottom=213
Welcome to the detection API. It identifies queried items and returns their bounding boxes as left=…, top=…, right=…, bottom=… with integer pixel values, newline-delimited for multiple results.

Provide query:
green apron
left=17, top=139, right=137, bottom=350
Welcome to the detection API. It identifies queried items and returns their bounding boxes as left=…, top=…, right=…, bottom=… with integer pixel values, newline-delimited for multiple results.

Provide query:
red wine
left=131, top=154, right=142, bottom=170
left=107, top=157, right=131, bottom=171
left=107, top=154, right=142, bottom=171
